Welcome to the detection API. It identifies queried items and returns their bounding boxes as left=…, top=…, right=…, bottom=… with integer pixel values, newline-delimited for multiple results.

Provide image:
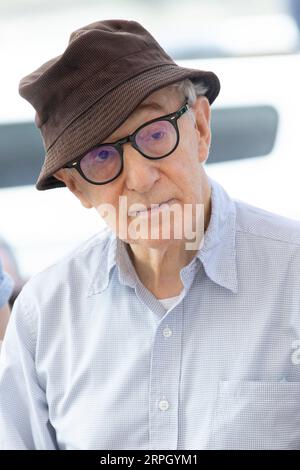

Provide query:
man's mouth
left=128, top=199, right=175, bottom=217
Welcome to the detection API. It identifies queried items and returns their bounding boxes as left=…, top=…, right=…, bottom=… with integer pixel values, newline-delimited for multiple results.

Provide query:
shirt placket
left=148, top=301, right=184, bottom=450
left=148, top=260, right=200, bottom=450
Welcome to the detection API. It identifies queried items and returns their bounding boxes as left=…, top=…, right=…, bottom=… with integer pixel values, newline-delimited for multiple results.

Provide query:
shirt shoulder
left=20, top=225, right=114, bottom=301
left=234, top=199, right=300, bottom=247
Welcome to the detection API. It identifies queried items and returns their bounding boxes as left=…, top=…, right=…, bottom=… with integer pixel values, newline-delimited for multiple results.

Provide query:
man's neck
left=127, top=241, right=196, bottom=299
left=126, top=189, right=212, bottom=300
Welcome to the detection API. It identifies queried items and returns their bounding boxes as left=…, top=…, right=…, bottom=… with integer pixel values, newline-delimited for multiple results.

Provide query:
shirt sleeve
left=0, top=291, right=58, bottom=449
left=0, top=259, right=14, bottom=308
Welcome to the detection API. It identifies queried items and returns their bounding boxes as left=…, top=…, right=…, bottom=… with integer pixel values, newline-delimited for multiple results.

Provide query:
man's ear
left=53, top=169, right=93, bottom=209
left=192, top=96, right=211, bottom=163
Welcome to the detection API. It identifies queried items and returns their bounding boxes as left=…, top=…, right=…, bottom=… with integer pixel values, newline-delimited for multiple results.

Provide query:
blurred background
left=0, top=0, right=300, bottom=302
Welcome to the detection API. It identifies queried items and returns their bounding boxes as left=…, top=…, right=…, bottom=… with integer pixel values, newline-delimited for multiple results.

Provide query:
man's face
left=54, top=85, right=211, bottom=250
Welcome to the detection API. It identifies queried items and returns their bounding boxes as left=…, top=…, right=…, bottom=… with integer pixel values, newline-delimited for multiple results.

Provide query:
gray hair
left=169, top=78, right=209, bottom=106
left=169, top=78, right=210, bottom=163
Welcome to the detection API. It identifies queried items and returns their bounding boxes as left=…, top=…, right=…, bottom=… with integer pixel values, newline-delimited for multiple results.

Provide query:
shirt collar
left=197, top=176, right=238, bottom=293
left=88, top=224, right=141, bottom=297
left=89, top=176, right=238, bottom=296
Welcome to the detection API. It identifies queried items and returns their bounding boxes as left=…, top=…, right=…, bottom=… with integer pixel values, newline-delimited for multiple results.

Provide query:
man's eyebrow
left=104, top=102, right=168, bottom=143
left=133, top=101, right=166, bottom=114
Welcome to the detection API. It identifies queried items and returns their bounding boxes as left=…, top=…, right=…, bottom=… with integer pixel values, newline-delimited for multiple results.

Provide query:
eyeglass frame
left=62, top=100, right=190, bottom=185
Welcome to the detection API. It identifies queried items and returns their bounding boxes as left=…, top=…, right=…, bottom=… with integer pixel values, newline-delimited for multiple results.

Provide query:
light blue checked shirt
left=1, top=176, right=300, bottom=450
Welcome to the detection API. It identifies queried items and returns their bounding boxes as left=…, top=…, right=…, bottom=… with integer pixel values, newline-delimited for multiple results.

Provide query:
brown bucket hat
left=19, top=19, right=220, bottom=191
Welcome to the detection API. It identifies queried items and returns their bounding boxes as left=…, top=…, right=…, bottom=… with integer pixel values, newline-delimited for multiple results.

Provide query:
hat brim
left=36, top=64, right=220, bottom=190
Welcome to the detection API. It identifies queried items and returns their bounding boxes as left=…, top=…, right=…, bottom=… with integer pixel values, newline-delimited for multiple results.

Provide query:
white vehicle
left=1, top=52, right=300, bottom=280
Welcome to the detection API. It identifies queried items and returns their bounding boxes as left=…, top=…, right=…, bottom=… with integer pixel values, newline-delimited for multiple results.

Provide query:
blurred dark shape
left=0, top=236, right=27, bottom=307
left=288, top=0, right=300, bottom=31
left=0, top=121, right=42, bottom=188
left=209, top=105, right=279, bottom=163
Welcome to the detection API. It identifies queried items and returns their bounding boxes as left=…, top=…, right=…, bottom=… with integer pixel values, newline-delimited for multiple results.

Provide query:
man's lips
left=128, top=199, right=176, bottom=217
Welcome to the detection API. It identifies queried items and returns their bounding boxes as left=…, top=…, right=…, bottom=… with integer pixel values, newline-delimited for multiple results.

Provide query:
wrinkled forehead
left=105, top=85, right=183, bottom=141
left=133, top=85, right=182, bottom=116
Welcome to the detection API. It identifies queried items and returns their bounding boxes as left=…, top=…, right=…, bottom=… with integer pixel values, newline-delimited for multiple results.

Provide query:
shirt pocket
left=209, top=380, right=300, bottom=449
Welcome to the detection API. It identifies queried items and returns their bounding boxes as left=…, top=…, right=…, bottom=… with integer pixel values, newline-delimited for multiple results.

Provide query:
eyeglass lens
left=79, top=119, right=177, bottom=183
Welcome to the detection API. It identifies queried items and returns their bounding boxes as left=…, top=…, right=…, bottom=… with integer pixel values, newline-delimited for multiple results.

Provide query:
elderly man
left=0, top=19, right=300, bottom=451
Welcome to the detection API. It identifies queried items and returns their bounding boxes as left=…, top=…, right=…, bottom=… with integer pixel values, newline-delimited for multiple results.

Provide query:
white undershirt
left=157, top=291, right=185, bottom=310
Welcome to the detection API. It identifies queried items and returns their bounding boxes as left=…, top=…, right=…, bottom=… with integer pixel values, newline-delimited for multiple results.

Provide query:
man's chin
left=120, top=234, right=186, bottom=250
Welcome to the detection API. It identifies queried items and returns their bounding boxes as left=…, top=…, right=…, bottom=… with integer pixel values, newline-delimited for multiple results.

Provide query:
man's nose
left=123, top=143, right=160, bottom=193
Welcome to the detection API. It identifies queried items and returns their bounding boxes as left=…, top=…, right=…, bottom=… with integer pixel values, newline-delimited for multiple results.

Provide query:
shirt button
left=159, top=399, right=169, bottom=411
left=163, top=327, right=172, bottom=338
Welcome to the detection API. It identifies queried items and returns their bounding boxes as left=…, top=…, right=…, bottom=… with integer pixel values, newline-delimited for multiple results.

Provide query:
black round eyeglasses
left=63, top=101, right=189, bottom=185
